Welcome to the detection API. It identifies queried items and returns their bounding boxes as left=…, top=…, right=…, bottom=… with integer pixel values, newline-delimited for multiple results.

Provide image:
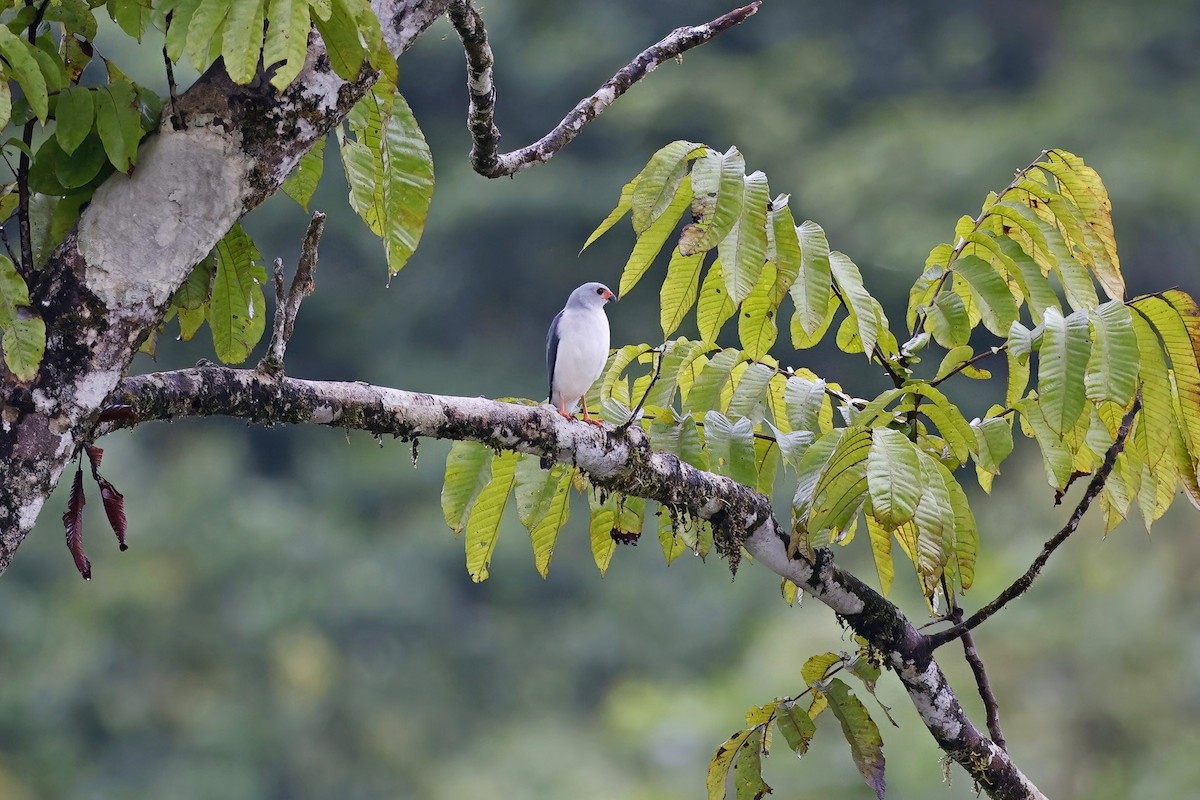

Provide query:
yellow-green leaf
left=465, top=450, right=518, bottom=582
left=825, top=678, right=886, bottom=800
left=441, top=441, right=493, bottom=534
left=208, top=225, right=267, bottom=364
left=1037, top=307, right=1092, bottom=436
left=867, top=427, right=922, bottom=528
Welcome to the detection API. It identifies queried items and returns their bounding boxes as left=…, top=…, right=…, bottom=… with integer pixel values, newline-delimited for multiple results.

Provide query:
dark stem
left=258, top=211, right=325, bottom=374
left=619, top=347, right=664, bottom=432
left=927, top=393, right=1141, bottom=649
left=15, top=0, right=50, bottom=276
left=162, top=20, right=184, bottom=130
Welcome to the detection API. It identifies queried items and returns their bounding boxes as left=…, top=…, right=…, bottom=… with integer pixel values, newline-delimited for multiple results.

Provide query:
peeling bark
left=102, top=366, right=1046, bottom=800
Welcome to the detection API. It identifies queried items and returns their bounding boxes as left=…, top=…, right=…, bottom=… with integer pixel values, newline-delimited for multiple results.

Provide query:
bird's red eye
left=595, top=288, right=603, bottom=295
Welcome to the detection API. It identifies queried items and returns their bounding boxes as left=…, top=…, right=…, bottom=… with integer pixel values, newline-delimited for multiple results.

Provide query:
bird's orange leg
left=556, top=399, right=575, bottom=420
left=580, top=396, right=604, bottom=426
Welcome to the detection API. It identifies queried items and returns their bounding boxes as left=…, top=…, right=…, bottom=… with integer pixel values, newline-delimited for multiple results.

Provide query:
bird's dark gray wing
left=546, top=309, right=564, bottom=402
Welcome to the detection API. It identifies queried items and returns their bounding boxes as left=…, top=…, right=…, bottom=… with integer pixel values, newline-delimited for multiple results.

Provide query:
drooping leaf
left=63, top=463, right=90, bottom=579
left=696, top=260, right=738, bottom=343
left=582, top=179, right=635, bottom=252
left=680, top=146, right=745, bottom=257
left=519, top=461, right=572, bottom=578
left=441, top=441, right=493, bottom=534
left=971, top=413, right=1014, bottom=491
left=1037, top=307, right=1092, bottom=436
left=824, top=679, right=886, bottom=798
left=801, top=652, right=842, bottom=686
left=830, top=251, right=889, bottom=358
left=630, top=140, right=705, bottom=234
left=738, top=262, right=778, bottom=360
left=208, top=225, right=267, bottom=364
left=704, top=411, right=758, bottom=488
left=687, top=348, right=741, bottom=414
left=264, top=0, right=313, bottom=89
left=732, top=728, right=770, bottom=800
left=1085, top=300, right=1138, bottom=405
left=775, top=699, right=816, bottom=758
left=707, top=729, right=753, bottom=800
left=1133, top=292, right=1200, bottom=461
left=658, top=225, right=704, bottom=338
left=718, top=170, right=770, bottom=304
left=93, top=81, right=143, bottom=173
left=768, top=198, right=801, bottom=305
left=0, top=27, right=47, bottom=122
left=867, top=427, right=922, bottom=529
left=864, top=513, right=894, bottom=596
left=620, top=180, right=694, bottom=303
left=807, top=429, right=871, bottom=542
left=312, top=0, right=367, bottom=80
left=937, top=460, right=977, bottom=591
left=588, top=489, right=619, bottom=574
left=953, top=253, right=1018, bottom=336
left=55, top=86, right=95, bottom=156
left=221, top=0, right=267, bottom=83
left=792, top=220, right=832, bottom=337
left=185, top=0, right=233, bottom=72
left=465, top=450, right=518, bottom=582
left=727, top=361, right=775, bottom=421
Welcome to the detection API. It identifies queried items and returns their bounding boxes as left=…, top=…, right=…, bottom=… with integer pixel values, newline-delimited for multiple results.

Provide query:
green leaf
left=791, top=220, right=832, bottom=337
left=2, top=314, right=45, bottom=381
left=1131, top=311, right=1175, bottom=470
left=830, top=251, right=890, bottom=358
left=598, top=343, right=652, bottom=404
left=727, top=361, right=774, bottom=420
left=630, top=140, right=705, bottom=234
left=441, top=441, right=493, bottom=534
left=0, top=81, right=10, bottom=132
left=938, top=460, right=978, bottom=591
left=264, top=0, right=313, bottom=89
left=27, top=38, right=67, bottom=93
left=867, top=427, right=922, bottom=528
left=687, top=348, right=740, bottom=414
left=824, top=679, right=886, bottom=798
left=185, top=0, right=233, bottom=72
left=785, top=374, right=826, bottom=433
left=465, top=450, right=518, bottom=582
left=697, top=261, right=737, bottom=343
left=718, top=170, right=769, bottom=304
left=790, top=292, right=839, bottom=350
left=52, top=133, right=109, bottom=190
left=0, top=254, right=29, bottom=326
left=0, top=27, right=48, bottom=122
left=208, top=224, right=267, bottom=364
left=94, top=81, right=143, bottom=173
left=516, top=461, right=572, bottom=578
left=339, top=83, right=435, bottom=276
left=621, top=180, right=693, bottom=311
left=801, top=652, right=842, bottom=686
left=807, top=429, right=871, bottom=542
left=582, top=179, right=634, bottom=252
left=707, top=729, right=752, bottom=800
left=1017, top=397, right=1074, bottom=489
left=587, top=490, right=620, bottom=575
left=282, top=137, right=326, bottom=211
left=864, top=513, right=894, bottom=596
left=643, top=338, right=711, bottom=411
left=775, top=700, right=816, bottom=758
left=768, top=197, right=801, bottom=305
left=737, top=261, right=778, bottom=360
left=165, top=0, right=202, bottom=62
left=662, top=250, right=705, bottom=338
left=953, top=253, right=1018, bottom=337
left=55, top=86, right=95, bottom=156
left=648, top=411, right=709, bottom=470
left=1133, top=293, right=1200, bottom=462
left=1037, top=307, right=1092, bottom=435
left=704, top=411, right=757, bottom=488
left=46, top=0, right=98, bottom=39
left=107, top=0, right=151, bottom=39
left=926, top=290, right=970, bottom=349
left=222, top=0, right=267, bottom=84
left=986, top=233, right=1061, bottom=325
left=971, top=413, right=1014, bottom=490
left=679, top=146, right=745, bottom=257
left=1041, top=149, right=1122, bottom=300
left=312, top=0, right=366, bottom=79
left=733, top=728, right=769, bottom=800
left=1086, top=300, right=1138, bottom=405
left=934, top=345, right=974, bottom=383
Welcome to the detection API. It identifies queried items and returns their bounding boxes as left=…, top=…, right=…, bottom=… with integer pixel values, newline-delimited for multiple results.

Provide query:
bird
left=546, top=281, right=617, bottom=425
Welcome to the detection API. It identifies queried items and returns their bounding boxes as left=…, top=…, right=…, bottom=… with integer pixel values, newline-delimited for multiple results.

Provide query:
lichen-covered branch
left=927, top=395, right=1141, bottom=650
left=103, top=366, right=1045, bottom=800
left=447, top=0, right=761, bottom=178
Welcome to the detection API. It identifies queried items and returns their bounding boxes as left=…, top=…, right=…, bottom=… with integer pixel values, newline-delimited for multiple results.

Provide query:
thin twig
left=927, top=393, right=1142, bottom=649
left=619, top=347, right=665, bottom=432
left=930, top=344, right=1007, bottom=388
left=162, top=19, right=185, bottom=130
left=955, top=606, right=1007, bottom=749
left=258, top=211, right=324, bottom=374
left=447, top=0, right=761, bottom=178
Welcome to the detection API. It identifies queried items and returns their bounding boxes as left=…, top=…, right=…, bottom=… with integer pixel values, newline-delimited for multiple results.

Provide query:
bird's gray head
left=567, top=282, right=617, bottom=310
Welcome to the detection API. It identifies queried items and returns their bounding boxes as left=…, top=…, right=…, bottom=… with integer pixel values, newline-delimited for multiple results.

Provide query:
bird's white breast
left=552, top=307, right=610, bottom=409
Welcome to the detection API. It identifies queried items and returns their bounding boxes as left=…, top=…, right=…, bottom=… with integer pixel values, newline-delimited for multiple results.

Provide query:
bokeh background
left=3, top=1, right=1200, bottom=797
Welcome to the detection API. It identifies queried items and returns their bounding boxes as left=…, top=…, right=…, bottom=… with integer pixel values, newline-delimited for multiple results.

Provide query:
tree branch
left=447, top=0, right=761, bottom=178
left=259, top=211, right=324, bottom=375
left=954, top=607, right=1006, bottom=749
left=927, top=394, right=1141, bottom=649
left=101, top=366, right=1045, bottom=800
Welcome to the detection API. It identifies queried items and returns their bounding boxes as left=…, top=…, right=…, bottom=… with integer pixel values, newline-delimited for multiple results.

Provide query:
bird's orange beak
left=603, top=289, right=616, bottom=302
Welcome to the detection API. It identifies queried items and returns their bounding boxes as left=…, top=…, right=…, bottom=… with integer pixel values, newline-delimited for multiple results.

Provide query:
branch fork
left=258, top=211, right=325, bottom=375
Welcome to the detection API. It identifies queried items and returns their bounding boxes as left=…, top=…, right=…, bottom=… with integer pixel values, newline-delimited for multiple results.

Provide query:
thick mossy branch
left=102, top=366, right=1044, bottom=799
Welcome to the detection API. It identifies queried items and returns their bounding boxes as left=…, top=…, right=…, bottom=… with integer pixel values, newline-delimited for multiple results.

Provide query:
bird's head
left=569, top=282, right=617, bottom=309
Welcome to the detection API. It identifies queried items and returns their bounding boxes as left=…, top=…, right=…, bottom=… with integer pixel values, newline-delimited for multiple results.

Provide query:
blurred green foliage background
left=4, top=1, right=1200, bottom=797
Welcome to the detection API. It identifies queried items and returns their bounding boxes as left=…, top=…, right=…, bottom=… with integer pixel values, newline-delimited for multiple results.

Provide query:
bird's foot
left=582, top=416, right=605, bottom=427
left=556, top=408, right=577, bottom=421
